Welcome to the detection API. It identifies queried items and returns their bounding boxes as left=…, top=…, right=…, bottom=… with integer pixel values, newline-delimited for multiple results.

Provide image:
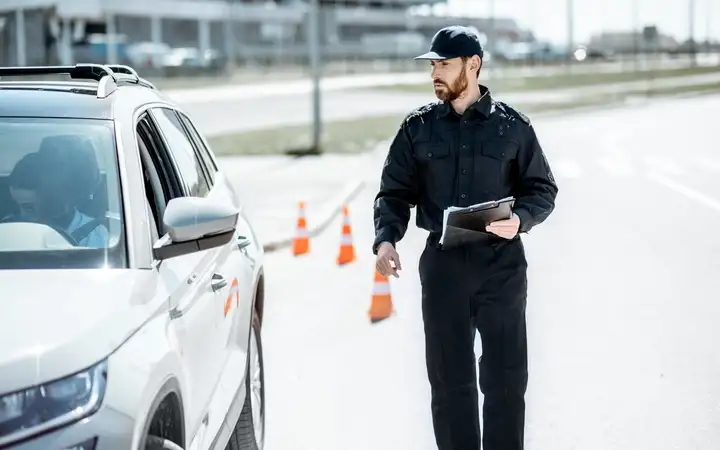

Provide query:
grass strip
left=382, top=66, right=720, bottom=94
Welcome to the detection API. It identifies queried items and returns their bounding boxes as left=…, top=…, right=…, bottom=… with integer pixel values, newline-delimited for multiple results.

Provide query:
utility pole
left=566, top=0, right=574, bottom=68
left=706, top=0, right=711, bottom=54
left=689, top=0, right=697, bottom=67
left=223, top=1, right=236, bottom=71
left=632, top=0, right=640, bottom=72
left=106, top=14, right=117, bottom=65
left=15, top=9, right=26, bottom=66
left=308, top=0, right=322, bottom=154
left=487, top=0, right=495, bottom=78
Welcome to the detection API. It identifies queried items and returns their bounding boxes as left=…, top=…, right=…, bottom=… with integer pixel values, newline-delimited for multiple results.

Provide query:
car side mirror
left=152, top=196, right=238, bottom=261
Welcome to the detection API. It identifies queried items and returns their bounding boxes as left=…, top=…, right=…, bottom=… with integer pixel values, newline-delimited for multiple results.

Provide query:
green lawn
left=207, top=80, right=720, bottom=156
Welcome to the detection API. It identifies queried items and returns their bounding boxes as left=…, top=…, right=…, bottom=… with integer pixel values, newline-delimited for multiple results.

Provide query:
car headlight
left=0, top=359, right=107, bottom=446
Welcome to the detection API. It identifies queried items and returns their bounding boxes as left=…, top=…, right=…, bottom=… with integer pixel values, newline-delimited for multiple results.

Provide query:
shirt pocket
left=416, top=142, right=454, bottom=207
left=474, top=137, right=520, bottom=194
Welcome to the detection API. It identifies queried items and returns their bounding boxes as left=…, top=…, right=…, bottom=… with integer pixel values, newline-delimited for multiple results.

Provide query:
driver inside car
left=4, top=137, right=109, bottom=248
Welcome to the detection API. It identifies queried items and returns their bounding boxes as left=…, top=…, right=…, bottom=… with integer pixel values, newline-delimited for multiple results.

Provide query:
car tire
left=226, top=311, right=265, bottom=450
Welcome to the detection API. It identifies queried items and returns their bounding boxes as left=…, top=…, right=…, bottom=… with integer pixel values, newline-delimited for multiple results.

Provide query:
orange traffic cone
left=368, top=271, right=393, bottom=323
left=292, top=201, right=309, bottom=256
left=336, top=205, right=356, bottom=265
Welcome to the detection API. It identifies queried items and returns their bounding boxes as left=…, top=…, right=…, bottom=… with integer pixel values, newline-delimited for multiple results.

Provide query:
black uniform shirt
left=372, top=85, right=558, bottom=254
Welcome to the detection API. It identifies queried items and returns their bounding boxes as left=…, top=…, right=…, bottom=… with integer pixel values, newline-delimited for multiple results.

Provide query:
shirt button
left=461, top=169, right=467, bottom=174
left=461, top=193, right=467, bottom=199
left=461, top=144, right=468, bottom=150
left=427, top=152, right=433, bottom=158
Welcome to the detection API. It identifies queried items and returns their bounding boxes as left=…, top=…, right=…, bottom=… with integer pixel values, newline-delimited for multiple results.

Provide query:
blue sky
left=439, top=0, right=720, bottom=45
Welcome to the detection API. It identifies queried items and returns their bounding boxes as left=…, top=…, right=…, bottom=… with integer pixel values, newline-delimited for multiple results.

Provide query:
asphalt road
left=257, top=93, right=720, bottom=450
left=169, top=55, right=720, bottom=137
left=180, top=71, right=720, bottom=137
left=182, top=87, right=436, bottom=136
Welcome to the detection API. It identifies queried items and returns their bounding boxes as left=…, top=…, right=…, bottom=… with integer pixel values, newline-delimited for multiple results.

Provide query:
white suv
left=0, top=64, right=266, bottom=450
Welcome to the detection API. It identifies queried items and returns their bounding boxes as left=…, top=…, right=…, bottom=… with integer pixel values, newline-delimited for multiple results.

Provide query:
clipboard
left=439, top=197, right=515, bottom=249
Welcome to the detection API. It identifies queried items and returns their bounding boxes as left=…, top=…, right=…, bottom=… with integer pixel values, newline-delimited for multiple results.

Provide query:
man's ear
left=469, top=55, right=481, bottom=76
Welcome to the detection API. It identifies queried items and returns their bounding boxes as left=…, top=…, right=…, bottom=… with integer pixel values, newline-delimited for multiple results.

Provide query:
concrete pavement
left=217, top=151, right=380, bottom=252
left=255, top=93, right=720, bottom=450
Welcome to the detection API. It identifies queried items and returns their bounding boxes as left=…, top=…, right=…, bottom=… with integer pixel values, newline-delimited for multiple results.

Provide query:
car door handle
left=237, top=235, right=251, bottom=250
left=211, top=273, right=227, bottom=291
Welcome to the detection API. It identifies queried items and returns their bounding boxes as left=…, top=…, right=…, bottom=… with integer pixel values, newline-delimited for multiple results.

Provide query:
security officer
left=373, top=26, right=558, bottom=450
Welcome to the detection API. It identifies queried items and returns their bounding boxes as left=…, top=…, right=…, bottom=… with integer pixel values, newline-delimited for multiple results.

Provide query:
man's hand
left=486, top=213, right=521, bottom=239
left=376, top=242, right=402, bottom=278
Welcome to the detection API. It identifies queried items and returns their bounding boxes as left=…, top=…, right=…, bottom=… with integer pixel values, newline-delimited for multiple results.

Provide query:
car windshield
left=0, top=117, right=126, bottom=269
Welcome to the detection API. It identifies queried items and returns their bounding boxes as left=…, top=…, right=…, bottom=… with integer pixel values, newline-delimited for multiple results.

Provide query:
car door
left=143, top=108, right=228, bottom=436
left=176, top=111, right=257, bottom=412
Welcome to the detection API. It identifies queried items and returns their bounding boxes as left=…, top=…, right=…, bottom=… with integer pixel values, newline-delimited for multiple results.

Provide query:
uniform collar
left=437, top=84, right=493, bottom=119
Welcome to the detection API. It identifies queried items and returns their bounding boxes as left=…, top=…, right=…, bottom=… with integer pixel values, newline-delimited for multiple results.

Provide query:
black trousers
left=419, top=236, right=529, bottom=450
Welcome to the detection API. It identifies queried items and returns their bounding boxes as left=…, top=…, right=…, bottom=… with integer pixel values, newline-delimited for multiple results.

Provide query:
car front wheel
left=226, top=312, right=265, bottom=450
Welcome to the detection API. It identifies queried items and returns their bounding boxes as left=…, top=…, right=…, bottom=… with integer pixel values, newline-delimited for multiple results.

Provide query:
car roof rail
left=0, top=63, right=156, bottom=98
left=104, top=64, right=138, bottom=77
left=104, top=64, right=157, bottom=88
left=0, top=63, right=114, bottom=81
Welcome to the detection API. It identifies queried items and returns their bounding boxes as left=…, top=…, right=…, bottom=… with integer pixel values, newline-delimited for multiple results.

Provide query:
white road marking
left=647, top=171, right=720, bottom=213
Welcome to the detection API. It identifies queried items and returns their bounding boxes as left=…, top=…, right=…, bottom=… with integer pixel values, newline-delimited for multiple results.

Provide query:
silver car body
left=0, top=76, right=265, bottom=449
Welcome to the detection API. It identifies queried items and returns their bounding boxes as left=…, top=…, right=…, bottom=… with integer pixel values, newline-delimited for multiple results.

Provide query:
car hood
left=0, top=269, right=160, bottom=395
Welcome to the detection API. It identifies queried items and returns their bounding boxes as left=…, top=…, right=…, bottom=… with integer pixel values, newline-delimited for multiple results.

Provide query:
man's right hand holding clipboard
left=486, top=213, right=521, bottom=239
left=439, top=196, right=522, bottom=249
left=485, top=201, right=522, bottom=239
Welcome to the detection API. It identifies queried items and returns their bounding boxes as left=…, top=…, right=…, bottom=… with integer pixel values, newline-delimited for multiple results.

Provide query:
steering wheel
left=0, top=217, right=80, bottom=246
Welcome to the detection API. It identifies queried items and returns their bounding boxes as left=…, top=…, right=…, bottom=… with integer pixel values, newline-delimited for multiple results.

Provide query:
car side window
left=177, top=113, right=218, bottom=186
left=151, top=107, right=211, bottom=197
left=135, top=112, right=184, bottom=240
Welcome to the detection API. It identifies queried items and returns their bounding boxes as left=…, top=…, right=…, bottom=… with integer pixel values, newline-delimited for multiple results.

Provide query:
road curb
left=261, top=179, right=366, bottom=253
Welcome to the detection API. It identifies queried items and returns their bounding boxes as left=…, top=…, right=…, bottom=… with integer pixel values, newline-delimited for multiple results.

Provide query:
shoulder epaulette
left=495, top=101, right=531, bottom=125
left=403, top=101, right=439, bottom=125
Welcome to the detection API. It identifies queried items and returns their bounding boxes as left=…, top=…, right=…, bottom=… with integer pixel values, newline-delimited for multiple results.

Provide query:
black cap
left=414, top=25, right=484, bottom=60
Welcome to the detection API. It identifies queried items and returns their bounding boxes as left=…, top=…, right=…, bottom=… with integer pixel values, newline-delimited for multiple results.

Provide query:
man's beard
left=433, top=68, right=469, bottom=102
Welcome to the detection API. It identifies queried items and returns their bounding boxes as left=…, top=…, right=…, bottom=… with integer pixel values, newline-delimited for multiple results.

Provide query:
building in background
left=588, top=28, right=680, bottom=55
left=0, top=0, right=524, bottom=72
